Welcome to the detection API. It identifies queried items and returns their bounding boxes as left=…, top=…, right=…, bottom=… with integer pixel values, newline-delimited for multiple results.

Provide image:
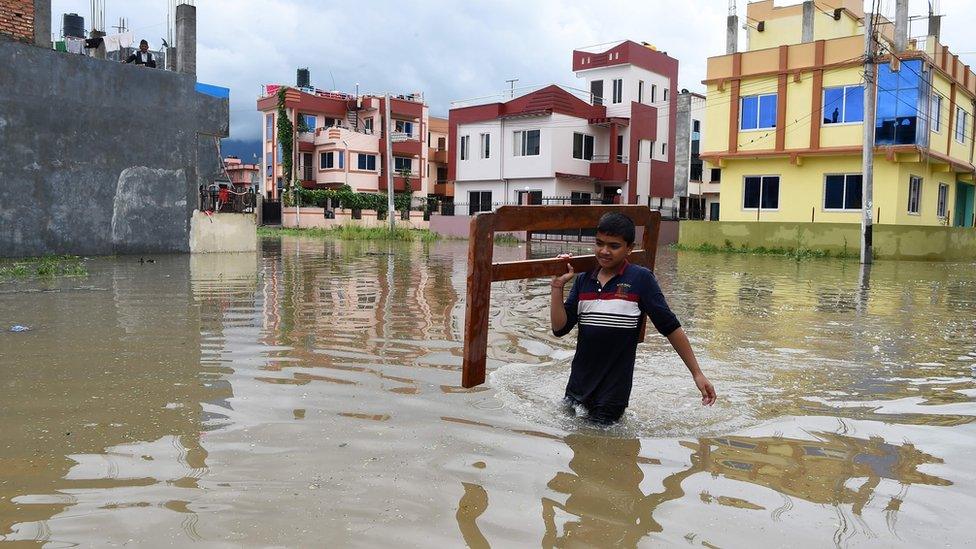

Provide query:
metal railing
left=591, top=154, right=629, bottom=164
left=199, top=185, right=256, bottom=214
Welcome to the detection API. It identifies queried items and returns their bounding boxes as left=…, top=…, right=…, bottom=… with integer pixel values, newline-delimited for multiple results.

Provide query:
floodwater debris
left=9, top=325, right=30, bottom=332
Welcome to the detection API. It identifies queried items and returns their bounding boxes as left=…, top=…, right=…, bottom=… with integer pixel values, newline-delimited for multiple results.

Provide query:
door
left=709, top=202, right=720, bottom=221
left=302, top=153, right=313, bottom=181
left=955, top=182, right=974, bottom=227
left=516, top=190, right=542, bottom=205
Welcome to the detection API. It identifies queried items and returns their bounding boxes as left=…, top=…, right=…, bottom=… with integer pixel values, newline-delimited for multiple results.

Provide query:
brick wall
left=0, top=0, right=35, bottom=42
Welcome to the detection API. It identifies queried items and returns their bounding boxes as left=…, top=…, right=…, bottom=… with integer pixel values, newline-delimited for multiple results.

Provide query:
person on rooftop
left=123, top=40, right=157, bottom=68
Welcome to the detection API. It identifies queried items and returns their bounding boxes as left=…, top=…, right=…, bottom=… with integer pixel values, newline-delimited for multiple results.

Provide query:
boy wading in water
left=550, top=213, right=717, bottom=424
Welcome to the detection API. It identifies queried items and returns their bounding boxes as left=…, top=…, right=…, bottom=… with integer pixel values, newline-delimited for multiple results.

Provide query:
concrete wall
left=0, top=39, right=229, bottom=258
left=189, top=211, right=257, bottom=253
left=680, top=220, right=976, bottom=260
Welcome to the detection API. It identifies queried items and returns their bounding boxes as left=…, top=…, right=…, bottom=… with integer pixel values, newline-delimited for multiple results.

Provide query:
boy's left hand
left=694, top=373, right=716, bottom=406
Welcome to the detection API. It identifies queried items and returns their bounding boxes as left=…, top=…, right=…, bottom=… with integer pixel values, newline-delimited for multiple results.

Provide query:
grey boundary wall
left=0, top=38, right=228, bottom=258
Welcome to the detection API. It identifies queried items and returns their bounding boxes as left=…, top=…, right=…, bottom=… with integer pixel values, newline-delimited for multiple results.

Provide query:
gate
left=262, top=200, right=282, bottom=225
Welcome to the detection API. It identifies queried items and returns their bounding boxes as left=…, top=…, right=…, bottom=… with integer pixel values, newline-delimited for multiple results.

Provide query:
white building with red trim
left=448, top=41, right=678, bottom=214
left=257, top=81, right=438, bottom=202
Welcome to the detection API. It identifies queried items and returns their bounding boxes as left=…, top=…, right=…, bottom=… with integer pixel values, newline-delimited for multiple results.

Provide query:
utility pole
left=385, top=93, right=395, bottom=231
left=506, top=78, right=519, bottom=99
left=861, top=13, right=876, bottom=264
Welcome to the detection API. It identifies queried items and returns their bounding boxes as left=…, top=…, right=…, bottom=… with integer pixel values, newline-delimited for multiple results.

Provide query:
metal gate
left=262, top=200, right=282, bottom=225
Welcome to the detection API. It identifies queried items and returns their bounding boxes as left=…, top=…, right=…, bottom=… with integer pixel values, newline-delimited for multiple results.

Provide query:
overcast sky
left=51, top=0, right=976, bottom=143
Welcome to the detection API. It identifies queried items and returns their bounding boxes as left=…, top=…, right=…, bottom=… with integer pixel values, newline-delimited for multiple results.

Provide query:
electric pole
left=385, top=93, right=395, bottom=231
left=506, top=78, right=519, bottom=99
left=861, top=13, right=876, bottom=264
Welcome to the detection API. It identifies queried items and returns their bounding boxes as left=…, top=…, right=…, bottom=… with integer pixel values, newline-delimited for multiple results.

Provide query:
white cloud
left=49, top=0, right=976, bottom=142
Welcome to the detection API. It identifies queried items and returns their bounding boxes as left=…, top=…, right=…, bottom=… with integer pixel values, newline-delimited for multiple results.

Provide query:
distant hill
left=221, top=139, right=262, bottom=162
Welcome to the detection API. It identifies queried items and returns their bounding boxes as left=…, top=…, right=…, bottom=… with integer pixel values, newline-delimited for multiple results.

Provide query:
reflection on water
left=1, top=237, right=974, bottom=546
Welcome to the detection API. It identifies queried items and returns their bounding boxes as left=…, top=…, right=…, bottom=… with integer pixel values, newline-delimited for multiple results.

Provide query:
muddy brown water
left=1, top=237, right=975, bottom=547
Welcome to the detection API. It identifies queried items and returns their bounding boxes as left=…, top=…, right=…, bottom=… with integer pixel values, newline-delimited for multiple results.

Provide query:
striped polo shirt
left=554, top=261, right=681, bottom=408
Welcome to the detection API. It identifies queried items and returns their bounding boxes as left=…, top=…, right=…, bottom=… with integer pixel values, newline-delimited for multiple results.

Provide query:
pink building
left=223, top=156, right=259, bottom=188
left=257, top=79, right=437, bottom=203
left=448, top=40, right=678, bottom=214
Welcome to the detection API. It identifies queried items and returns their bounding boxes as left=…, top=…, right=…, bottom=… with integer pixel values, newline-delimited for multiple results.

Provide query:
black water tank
left=297, top=68, right=310, bottom=88
left=62, top=13, right=85, bottom=38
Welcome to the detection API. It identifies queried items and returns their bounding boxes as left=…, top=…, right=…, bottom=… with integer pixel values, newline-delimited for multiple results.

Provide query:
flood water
left=1, top=237, right=975, bottom=547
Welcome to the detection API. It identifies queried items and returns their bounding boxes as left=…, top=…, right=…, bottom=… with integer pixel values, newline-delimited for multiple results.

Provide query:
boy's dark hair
left=140, top=39, right=148, bottom=46
left=596, top=212, right=635, bottom=245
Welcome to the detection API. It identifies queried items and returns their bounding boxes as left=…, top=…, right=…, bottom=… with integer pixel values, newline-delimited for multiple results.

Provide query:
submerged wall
left=189, top=211, right=257, bottom=253
left=0, top=39, right=229, bottom=257
left=679, top=221, right=976, bottom=260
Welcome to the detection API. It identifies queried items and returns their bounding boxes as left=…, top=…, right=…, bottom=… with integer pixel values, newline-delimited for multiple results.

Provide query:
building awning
left=587, top=116, right=629, bottom=127
left=555, top=172, right=596, bottom=183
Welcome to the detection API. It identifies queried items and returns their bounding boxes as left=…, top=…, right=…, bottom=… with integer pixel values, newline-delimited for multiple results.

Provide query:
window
left=394, top=156, right=412, bottom=173
left=651, top=84, right=657, bottom=103
left=616, top=135, right=625, bottom=162
left=265, top=151, right=273, bottom=177
left=877, top=59, right=922, bottom=145
left=570, top=191, right=592, bottom=205
left=356, top=153, right=377, bottom=171
left=822, top=85, right=864, bottom=124
left=480, top=133, right=490, bottom=159
left=743, top=175, right=780, bottom=210
left=931, top=94, right=942, bottom=133
left=573, top=133, right=594, bottom=160
left=690, top=162, right=703, bottom=181
left=320, top=151, right=335, bottom=169
left=937, top=183, right=949, bottom=218
left=612, top=78, right=623, bottom=104
left=638, top=80, right=644, bottom=103
left=591, top=80, right=603, bottom=106
left=460, top=135, right=470, bottom=160
left=513, top=129, right=540, bottom=156
left=395, top=120, right=414, bottom=136
left=740, top=94, right=777, bottom=130
left=907, top=176, right=922, bottom=214
left=661, top=142, right=667, bottom=156
left=956, top=106, right=968, bottom=143
left=299, top=113, right=316, bottom=132
left=823, top=174, right=863, bottom=210
left=663, top=88, right=669, bottom=101
left=469, top=191, right=492, bottom=214
left=427, top=131, right=431, bottom=144
left=692, top=120, right=701, bottom=155
left=324, top=117, right=340, bottom=128
left=364, top=118, right=374, bottom=134
left=649, top=141, right=655, bottom=159
left=710, top=168, right=721, bottom=182
left=276, top=146, right=282, bottom=163
left=265, top=114, right=273, bottom=139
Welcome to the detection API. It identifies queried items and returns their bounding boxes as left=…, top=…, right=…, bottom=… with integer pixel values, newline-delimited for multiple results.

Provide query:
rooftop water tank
left=297, top=68, right=310, bottom=89
left=62, top=13, right=85, bottom=38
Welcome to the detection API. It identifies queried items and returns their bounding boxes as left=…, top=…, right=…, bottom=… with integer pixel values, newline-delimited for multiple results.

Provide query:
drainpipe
left=894, top=0, right=908, bottom=52
left=801, top=1, right=814, bottom=43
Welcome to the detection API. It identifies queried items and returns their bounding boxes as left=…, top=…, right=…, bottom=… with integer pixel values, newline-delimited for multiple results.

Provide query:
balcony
left=378, top=173, right=421, bottom=192
left=433, top=181, right=453, bottom=197
left=429, top=147, right=449, bottom=164
left=392, top=138, right=422, bottom=157
left=589, top=154, right=629, bottom=182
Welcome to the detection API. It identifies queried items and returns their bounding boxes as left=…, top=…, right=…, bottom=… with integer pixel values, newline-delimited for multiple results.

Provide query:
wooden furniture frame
left=461, top=205, right=661, bottom=387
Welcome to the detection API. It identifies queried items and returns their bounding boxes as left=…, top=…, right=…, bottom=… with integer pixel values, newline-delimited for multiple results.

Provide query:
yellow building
left=702, top=0, right=976, bottom=228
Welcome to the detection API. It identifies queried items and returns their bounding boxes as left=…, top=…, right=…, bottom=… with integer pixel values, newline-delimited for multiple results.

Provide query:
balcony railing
left=591, top=154, right=629, bottom=164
